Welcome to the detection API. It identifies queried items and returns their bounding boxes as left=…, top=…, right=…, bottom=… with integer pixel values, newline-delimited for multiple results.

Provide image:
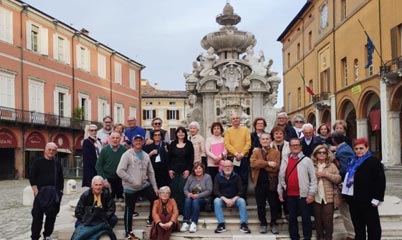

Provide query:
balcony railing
left=0, top=106, right=101, bottom=130
left=312, top=92, right=331, bottom=110
left=380, top=56, right=402, bottom=85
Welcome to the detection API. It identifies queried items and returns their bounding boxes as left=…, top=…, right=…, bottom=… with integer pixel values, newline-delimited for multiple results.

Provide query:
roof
left=141, top=81, right=187, bottom=98
left=277, top=1, right=312, bottom=42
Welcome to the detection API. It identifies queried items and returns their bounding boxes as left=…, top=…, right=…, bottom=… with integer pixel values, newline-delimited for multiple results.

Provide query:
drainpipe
left=138, top=68, right=142, bottom=126
left=71, top=31, right=80, bottom=157
left=109, top=51, right=116, bottom=120
left=20, top=3, right=28, bottom=179
left=331, top=0, right=337, bottom=126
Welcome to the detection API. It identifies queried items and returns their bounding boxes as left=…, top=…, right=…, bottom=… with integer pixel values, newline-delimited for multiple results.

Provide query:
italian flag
left=297, top=67, right=315, bottom=96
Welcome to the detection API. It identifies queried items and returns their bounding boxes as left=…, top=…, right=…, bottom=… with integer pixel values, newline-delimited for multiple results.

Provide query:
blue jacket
left=335, top=142, right=354, bottom=179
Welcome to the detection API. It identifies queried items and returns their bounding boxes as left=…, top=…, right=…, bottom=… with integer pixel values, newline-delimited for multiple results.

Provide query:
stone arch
left=390, top=81, right=402, bottom=111
left=356, top=87, right=380, bottom=119
left=338, top=98, right=357, bottom=140
left=307, top=111, right=316, bottom=128
left=321, top=109, right=331, bottom=126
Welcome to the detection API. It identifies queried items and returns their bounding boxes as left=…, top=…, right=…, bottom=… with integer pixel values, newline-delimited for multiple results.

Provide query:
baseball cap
left=133, top=134, right=144, bottom=141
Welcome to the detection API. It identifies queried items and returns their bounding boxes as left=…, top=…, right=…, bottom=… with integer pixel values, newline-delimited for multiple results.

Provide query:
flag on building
left=296, top=67, right=315, bottom=96
left=365, top=35, right=375, bottom=68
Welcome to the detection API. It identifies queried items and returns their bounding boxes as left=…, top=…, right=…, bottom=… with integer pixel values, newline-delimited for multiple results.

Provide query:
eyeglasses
left=277, top=117, right=286, bottom=120
left=317, top=151, right=327, bottom=155
left=104, top=121, right=112, bottom=124
left=153, top=122, right=162, bottom=125
left=295, top=121, right=304, bottom=123
left=290, top=144, right=301, bottom=147
left=354, top=147, right=365, bottom=151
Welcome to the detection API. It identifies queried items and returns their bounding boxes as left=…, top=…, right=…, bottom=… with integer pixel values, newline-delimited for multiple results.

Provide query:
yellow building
left=278, top=0, right=402, bottom=165
left=140, top=79, right=187, bottom=140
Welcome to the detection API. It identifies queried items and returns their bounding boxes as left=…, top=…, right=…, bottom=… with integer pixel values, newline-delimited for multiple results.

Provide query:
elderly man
left=117, top=134, right=158, bottom=239
left=270, top=112, right=298, bottom=142
left=300, top=123, right=320, bottom=157
left=124, top=116, right=146, bottom=144
left=72, top=176, right=117, bottom=239
left=29, top=142, right=64, bottom=240
left=278, top=138, right=317, bottom=240
left=224, top=113, right=251, bottom=201
left=96, top=132, right=127, bottom=201
left=97, top=116, right=113, bottom=146
left=213, top=160, right=251, bottom=234
left=145, top=117, right=170, bottom=144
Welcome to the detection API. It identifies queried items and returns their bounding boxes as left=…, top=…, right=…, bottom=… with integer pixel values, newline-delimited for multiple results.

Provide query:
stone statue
left=222, top=64, right=241, bottom=91
left=244, top=46, right=267, bottom=76
left=266, top=59, right=274, bottom=76
left=199, top=47, right=217, bottom=77
left=184, top=61, right=202, bottom=85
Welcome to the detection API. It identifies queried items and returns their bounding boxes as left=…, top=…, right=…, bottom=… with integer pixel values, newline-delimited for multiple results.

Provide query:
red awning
left=0, top=128, right=17, bottom=148
left=369, top=109, right=381, bottom=131
left=25, top=131, right=46, bottom=149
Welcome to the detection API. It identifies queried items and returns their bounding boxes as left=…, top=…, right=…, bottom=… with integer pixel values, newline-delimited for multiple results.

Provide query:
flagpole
left=358, top=19, right=385, bottom=66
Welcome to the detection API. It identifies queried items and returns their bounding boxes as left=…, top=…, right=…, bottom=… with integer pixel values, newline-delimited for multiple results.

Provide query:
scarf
left=345, top=151, right=372, bottom=187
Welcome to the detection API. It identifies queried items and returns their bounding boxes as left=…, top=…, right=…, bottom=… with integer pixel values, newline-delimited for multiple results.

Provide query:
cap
left=133, top=134, right=144, bottom=141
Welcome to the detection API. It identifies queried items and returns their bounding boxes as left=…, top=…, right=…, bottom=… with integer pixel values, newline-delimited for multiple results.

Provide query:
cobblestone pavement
left=0, top=169, right=401, bottom=239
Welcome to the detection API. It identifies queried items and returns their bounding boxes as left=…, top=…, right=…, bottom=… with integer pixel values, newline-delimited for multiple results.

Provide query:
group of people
left=28, top=111, right=386, bottom=240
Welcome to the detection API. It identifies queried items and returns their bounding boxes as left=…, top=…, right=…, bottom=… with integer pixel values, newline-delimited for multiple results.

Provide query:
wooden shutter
left=391, top=26, right=399, bottom=60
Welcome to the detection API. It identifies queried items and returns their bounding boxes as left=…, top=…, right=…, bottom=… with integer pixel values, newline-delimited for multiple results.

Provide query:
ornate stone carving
left=222, top=63, right=241, bottom=91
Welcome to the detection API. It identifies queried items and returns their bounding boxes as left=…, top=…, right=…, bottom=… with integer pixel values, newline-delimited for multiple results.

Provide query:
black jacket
left=213, top=171, right=243, bottom=199
left=75, top=188, right=116, bottom=226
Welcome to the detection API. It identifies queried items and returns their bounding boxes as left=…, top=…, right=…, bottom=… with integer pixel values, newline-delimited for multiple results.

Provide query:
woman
left=292, top=114, right=305, bottom=139
left=168, top=126, right=194, bottom=214
left=82, top=124, right=102, bottom=187
left=143, top=129, right=170, bottom=188
left=188, top=121, right=206, bottom=165
left=181, top=162, right=213, bottom=233
left=250, top=132, right=281, bottom=234
left=316, top=123, right=332, bottom=147
left=250, top=117, right=267, bottom=150
left=311, top=145, right=341, bottom=240
left=205, top=122, right=227, bottom=181
left=150, top=186, right=179, bottom=240
left=342, top=138, right=386, bottom=240
left=103, top=123, right=129, bottom=147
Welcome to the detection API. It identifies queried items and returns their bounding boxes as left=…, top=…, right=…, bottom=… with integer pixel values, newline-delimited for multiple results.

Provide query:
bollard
left=66, top=179, right=77, bottom=195
left=23, top=186, right=34, bottom=206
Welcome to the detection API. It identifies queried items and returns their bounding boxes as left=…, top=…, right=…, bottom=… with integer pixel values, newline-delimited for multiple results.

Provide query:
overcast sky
left=22, top=0, right=306, bottom=107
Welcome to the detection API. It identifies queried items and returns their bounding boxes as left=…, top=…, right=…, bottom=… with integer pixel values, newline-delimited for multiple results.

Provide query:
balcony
left=380, top=56, right=402, bottom=85
left=0, top=106, right=101, bottom=130
left=312, top=92, right=331, bottom=111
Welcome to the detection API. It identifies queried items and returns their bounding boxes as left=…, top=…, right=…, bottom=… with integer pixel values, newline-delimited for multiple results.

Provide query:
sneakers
left=180, top=222, right=190, bottom=232
left=271, top=224, right=279, bottom=234
left=189, top=222, right=197, bottom=233
left=146, top=219, right=152, bottom=227
left=240, top=223, right=251, bottom=233
left=214, top=223, right=227, bottom=233
left=127, top=231, right=140, bottom=240
left=44, top=237, right=54, bottom=240
left=259, top=225, right=267, bottom=233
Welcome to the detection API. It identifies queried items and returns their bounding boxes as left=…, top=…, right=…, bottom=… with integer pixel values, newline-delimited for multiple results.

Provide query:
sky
left=22, top=0, right=307, bottom=108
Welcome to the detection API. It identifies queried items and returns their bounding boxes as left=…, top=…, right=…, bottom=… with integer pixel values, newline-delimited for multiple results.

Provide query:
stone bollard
left=23, top=186, right=34, bottom=206
left=66, top=179, right=77, bottom=195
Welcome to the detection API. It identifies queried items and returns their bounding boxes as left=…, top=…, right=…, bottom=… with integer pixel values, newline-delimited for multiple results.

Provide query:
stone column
left=380, top=80, right=389, bottom=164
left=330, top=94, right=336, bottom=126
left=388, top=111, right=401, bottom=166
left=315, top=107, right=321, bottom=129
left=252, top=93, right=263, bottom=119
left=356, top=118, right=368, bottom=139
left=202, top=93, right=215, bottom=136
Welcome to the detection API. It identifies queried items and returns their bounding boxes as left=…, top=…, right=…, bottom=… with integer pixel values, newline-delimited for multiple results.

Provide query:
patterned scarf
left=345, top=151, right=372, bottom=187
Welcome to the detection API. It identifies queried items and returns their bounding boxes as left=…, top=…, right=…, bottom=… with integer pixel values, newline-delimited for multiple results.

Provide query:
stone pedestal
left=23, top=186, right=34, bottom=206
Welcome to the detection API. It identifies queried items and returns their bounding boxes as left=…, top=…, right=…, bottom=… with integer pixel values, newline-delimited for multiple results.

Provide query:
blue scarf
left=345, top=151, right=372, bottom=187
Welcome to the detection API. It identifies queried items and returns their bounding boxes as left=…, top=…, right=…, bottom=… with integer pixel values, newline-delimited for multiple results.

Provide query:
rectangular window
left=29, top=79, right=44, bottom=113
left=114, top=103, right=124, bottom=123
left=167, top=110, right=179, bottom=120
left=308, top=31, right=312, bottom=50
left=58, top=92, right=65, bottom=117
left=341, top=57, right=348, bottom=86
left=297, top=43, right=301, bottom=60
left=97, top=98, right=109, bottom=121
left=54, top=86, right=71, bottom=120
left=142, top=109, right=156, bottom=120
left=0, top=6, right=13, bottom=44
left=320, top=69, right=330, bottom=93
left=287, top=92, right=291, bottom=112
left=78, top=92, right=91, bottom=120
left=115, top=62, right=122, bottom=84
left=297, top=87, right=301, bottom=108
left=26, top=21, right=48, bottom=55
left=77, top=45, right=90, bottom=72
left=129, top=69, right=136, bottom=89
left=287, top=52, right=291, bottom=68
left=98, top=54, right=106, bottom=78
left=31, top=25, right=39, bottom=52
left=57, top=36, right=65, bottom=62
left=129, top=106, right=137, bottom=118
left=308, top=80, right=313, bottom=102
left=341, top=0, right=347, bottom=21
left=0, top=71, right=15, bottom=108
left=391, top=25, right=401, bottom=60
left=53, top=34, right=70, bottom=64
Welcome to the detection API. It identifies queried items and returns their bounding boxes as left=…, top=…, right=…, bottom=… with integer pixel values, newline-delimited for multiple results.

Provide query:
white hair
left=91, top=175, right=104, bottom=185
left=302, top=123, right=314, bottom=131
left=189, top=121, right=200, bottom=130
left=159, top=186, right=171, bottom=194
left=45, top=142, right=58, bottom=150
left=277, top=112, right=288, bottom=118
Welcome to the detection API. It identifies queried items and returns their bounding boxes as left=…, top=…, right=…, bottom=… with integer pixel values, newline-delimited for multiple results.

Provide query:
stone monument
left=184, top=3, right=281, bottom=135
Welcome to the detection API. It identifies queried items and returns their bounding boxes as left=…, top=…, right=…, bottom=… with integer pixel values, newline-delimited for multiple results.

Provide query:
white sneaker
left=189, top=222, right=197, bottom=233
left=180, top=222, right=190, bottom=232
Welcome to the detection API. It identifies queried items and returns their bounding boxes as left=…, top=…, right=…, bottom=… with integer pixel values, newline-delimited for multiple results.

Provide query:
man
left=29, top=142, right=64, bottom=240
left=300, top=123, right=320, bottom=157
left=270, top=112, right=298, bottom=142
left=213, top=160, right=251, bottom=234
left=96, top=132, right=127, bottom=201
left=116, top=134, right=158, bottom=239
left=145, top=117, right=170, bottom=145
left=332, top=132, right=355, bottom=240
left=224, top=113, right=251, bottom=200
left=97, top=116, right=114, bottom=146
left=72, top=176, right=117, bottom=239
left=278, top=138, right=317, bottom=240
left=124, top=116, right=146, bottom=144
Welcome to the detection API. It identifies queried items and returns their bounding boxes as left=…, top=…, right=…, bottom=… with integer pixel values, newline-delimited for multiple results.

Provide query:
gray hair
left=45, top=142, right=58, bottom=150
left=291, top=114, right=305, bottom=125
left=301, top=123, right=314, bottom=131
left=189, top=121, right=200, bottom=130
left=159, top=186, right=171, bottom=194
left=91, top=175, right=104, bottom=185
left=277, top=112, right=288, bottom=119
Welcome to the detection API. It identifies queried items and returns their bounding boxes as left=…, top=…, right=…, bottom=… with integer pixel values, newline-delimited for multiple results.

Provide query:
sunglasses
left=295, top=121, right=304, bottom=123
left=354, top=147, right=365, bottom=151
left=153, top=122, right=162, bottom=125
left=317, top=151, right=327, bottom=155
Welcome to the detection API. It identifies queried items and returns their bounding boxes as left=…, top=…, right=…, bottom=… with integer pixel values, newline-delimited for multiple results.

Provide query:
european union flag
left=365, top=35, right=375, bottom=68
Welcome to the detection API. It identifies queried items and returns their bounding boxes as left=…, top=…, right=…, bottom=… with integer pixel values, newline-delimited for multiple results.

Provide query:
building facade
left=0, top=0, right=144, bottom=179
left=141, top=79, right=187, bottom=140
left=278, top=0, right=402, bottom=165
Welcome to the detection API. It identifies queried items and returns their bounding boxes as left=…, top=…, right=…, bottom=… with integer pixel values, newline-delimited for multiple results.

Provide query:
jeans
left=75, top=214, right=118, bottom=228
left=184, top=197, right=205, bottom=224
left=214, top=197, right=248, bottom=224
left=287, top=196, right=312, bottom=240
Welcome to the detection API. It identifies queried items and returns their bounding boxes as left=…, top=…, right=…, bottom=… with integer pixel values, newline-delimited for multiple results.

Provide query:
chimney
left=81, top=28, right=89, bottom=35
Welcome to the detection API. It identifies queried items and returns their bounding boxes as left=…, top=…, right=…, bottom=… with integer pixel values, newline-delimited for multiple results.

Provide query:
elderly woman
left=292, top=114, right=305, bottom=139
left=205, top=122, right=227, bottom=181
left=250, top=117, right=267, bottom=150
left=150, top=186, right=179, bottom=240
left=181, top=162, right=213, bottom=233
left=188, top=121, right=206, bottom=165
left=311, top=145, right=341, bottom=240
left=82, top=124, right=102, bottom=187
left=342, top=138, right=386, bottom=240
